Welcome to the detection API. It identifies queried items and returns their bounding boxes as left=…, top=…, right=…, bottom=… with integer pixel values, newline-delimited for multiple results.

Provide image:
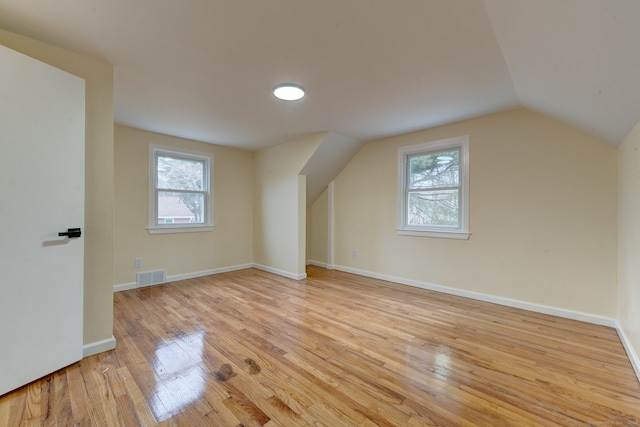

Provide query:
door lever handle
left=58, top=228, right=82, bottom=238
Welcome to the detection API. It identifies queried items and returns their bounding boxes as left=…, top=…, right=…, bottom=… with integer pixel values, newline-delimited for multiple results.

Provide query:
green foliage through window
left=149, top=146, right=212, bottom=228
left=157, top=156, right=205, bottom=223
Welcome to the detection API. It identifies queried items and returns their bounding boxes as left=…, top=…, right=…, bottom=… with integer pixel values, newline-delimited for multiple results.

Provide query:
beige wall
left=308, top=188, right=329, bottom=265
left=331, top=109, right=617, bottom=317
left=618, top=118, right=640, bottom=371
left=253, top=134, right=324, bottom=277
left=114, top=125, right=253, bottom=285
left=0, top=29, right=115, bottom=346
left=0, top=25, right=626, bottom=362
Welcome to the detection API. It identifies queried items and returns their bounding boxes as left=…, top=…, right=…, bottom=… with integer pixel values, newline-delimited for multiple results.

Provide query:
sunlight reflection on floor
left=150, top=330, right=206, bottom=421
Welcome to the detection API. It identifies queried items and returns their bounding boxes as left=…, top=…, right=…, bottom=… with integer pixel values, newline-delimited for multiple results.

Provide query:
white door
left=0, top=45, right=85, bottom=395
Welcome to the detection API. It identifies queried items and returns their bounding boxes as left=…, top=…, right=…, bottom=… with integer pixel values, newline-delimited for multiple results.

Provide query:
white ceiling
left=0, top=0, right=638, bottom=150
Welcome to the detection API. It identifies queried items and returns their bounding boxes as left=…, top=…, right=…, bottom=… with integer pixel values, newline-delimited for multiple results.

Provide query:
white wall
left=253, top=134, right=324, bottom=278
left=330, top=109, right=617, bottom=318
left=618, top=118, right=640, bottom=376
left=307, top=188, right=329, bottom=265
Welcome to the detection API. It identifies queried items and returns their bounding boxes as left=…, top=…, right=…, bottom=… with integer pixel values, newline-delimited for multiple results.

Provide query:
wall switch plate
left=135, top=258, right=143, bottom=268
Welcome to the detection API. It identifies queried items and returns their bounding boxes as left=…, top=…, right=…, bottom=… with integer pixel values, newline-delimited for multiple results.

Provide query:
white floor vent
left=136, top=270, right=166, bottom=288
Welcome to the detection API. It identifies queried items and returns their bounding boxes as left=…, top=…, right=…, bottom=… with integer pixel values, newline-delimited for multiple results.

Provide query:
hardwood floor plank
left=66, top=363, right=92, bottom=426
left=115, top=366, right=158, bottom=426
left=42, top=370, right=72, bottom=427
left=1, top=266, right=639, bottom=425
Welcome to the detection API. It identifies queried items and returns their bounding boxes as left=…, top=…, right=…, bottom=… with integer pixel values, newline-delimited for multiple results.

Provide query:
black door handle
left=58, top=228, right=82, bottom=238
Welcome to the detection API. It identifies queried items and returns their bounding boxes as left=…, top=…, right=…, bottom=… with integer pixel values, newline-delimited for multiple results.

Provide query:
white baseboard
left=306, top=260, right=329, bottom=268
left=615, top=322, right=640, bottom=384
left=253, top=264, right=307, bottom=280
left=333, top=264, right=617, bottom=328
left=114, top=263, right=253, bottom=292
left=117, top=262, right=614, bottom=327
left=168, top=263, right=253, bottom=282
left=335, top=264, right=638, bottom=384
left=113, top=281, right=137, bottom=292
left=83, top=335, right=116, bottom=358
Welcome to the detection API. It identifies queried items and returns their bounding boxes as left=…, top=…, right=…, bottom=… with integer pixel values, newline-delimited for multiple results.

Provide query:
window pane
left=158, top=192, right=205, bottom=224
left=409, top=150, right=459, bottom=189
left=157, top=156, right=204, bottom=190
left=408, top=190, right=459, bottom=226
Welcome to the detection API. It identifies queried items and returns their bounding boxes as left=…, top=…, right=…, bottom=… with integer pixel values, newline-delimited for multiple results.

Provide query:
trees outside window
left=157, top=155, right=205, bottom=224
left=397, top=136, right=469, bottom=239
left=149, top=145, right=213, bottom=233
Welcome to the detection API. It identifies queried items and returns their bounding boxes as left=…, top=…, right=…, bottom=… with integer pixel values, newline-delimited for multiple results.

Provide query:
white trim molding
left=114, top=263, right=253, bottom=292
left=396, top=229, right=470, bottom=240
left=148, top=144, right=213, bottom=234
left=334, top=263, right=639, bottom=382
left=111, top=262, right=640, bottom=383
left=83, top=336, right=116, bottom=358
left=327, top=180, right=335, bottom=267
left=397, top=135, right=470, bottom=239
left=114, top=281, right=138, bottom=292
left=615, top=322, right=640, bottom=383
left=306, top=260, right=329, bottom=269
left=116, top=262, right=614, bottom=327
left=333, top=264, right=616, bottom=328
left=114, top=263, right=306, bottom=292
left=147, top=225, right=214, bottom=235
left=253, top=264, right=307, bottom=280
left=168, top=264, right=253, bottom=282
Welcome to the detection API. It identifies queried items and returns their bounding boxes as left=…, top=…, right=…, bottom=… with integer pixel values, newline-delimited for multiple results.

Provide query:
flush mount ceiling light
left=273, top=83, right=305, bottom=101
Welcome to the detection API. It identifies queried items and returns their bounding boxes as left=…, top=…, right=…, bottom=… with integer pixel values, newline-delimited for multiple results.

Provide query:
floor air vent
left=136, top=270, right=166, bottom=288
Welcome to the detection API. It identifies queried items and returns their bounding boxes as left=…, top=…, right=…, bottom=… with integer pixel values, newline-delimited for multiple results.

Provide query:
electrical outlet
left=135, top=258, right=143, bottom=268
left=352, top=250, right=358, bottom=258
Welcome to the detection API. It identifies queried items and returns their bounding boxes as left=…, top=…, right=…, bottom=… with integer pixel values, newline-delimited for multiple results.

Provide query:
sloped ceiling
left=0, top=0, right=638, bottom=149
left=484, top=0, right=640, bottom=146
left=301, top=132, right=361, bottom=205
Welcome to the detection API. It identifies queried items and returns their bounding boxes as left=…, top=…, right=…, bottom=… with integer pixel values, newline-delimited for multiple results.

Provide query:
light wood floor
left=2, top=266, right=640, bottom=426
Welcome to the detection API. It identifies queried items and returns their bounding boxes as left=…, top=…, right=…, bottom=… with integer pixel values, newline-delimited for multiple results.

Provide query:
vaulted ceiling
left=0, top=0, right=638, bottom=150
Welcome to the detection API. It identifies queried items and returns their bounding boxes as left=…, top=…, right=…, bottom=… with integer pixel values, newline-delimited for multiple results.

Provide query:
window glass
left=149, top=145, right=212, bottom=233
left=157, top=157, right=204, bottom=191
left=409, top=150, right=459, bottom=188
left=158, top=191, right=205, bottom=224
left=397, top=136, right=469, bottom=239
left=408, top=189, right=459, bottom=227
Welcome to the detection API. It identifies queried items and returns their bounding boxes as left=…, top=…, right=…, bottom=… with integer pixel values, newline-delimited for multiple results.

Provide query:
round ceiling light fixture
left=273, top=83, right=305, bottom=101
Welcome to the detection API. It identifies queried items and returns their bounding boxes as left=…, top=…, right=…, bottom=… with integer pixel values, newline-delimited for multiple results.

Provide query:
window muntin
left=149, top=145, right=213, bottom=233
left=398, top=136, right=469, bottom=239
left=407, top=149, right=461, bottom=227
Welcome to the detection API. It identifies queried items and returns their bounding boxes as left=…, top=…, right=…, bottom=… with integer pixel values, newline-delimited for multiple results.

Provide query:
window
left=149, top=145, right=213, bottom=234
left=397, top=135, right=469, bottom=239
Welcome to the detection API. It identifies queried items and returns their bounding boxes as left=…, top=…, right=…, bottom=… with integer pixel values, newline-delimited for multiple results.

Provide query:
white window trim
left=148, top=144, right=214, bottom=234
left=396, top=135, right=470, bottom=240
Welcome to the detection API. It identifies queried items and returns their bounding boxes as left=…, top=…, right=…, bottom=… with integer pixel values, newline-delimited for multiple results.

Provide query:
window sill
left=396, top=228, right=470, bottom=240
left=147, top=225, right=214, bottom=235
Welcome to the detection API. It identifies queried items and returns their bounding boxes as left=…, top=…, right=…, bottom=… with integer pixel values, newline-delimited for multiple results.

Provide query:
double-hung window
left=148, top=145, right=213, bottom=234
left=397, top=135, right=469, bottom=239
